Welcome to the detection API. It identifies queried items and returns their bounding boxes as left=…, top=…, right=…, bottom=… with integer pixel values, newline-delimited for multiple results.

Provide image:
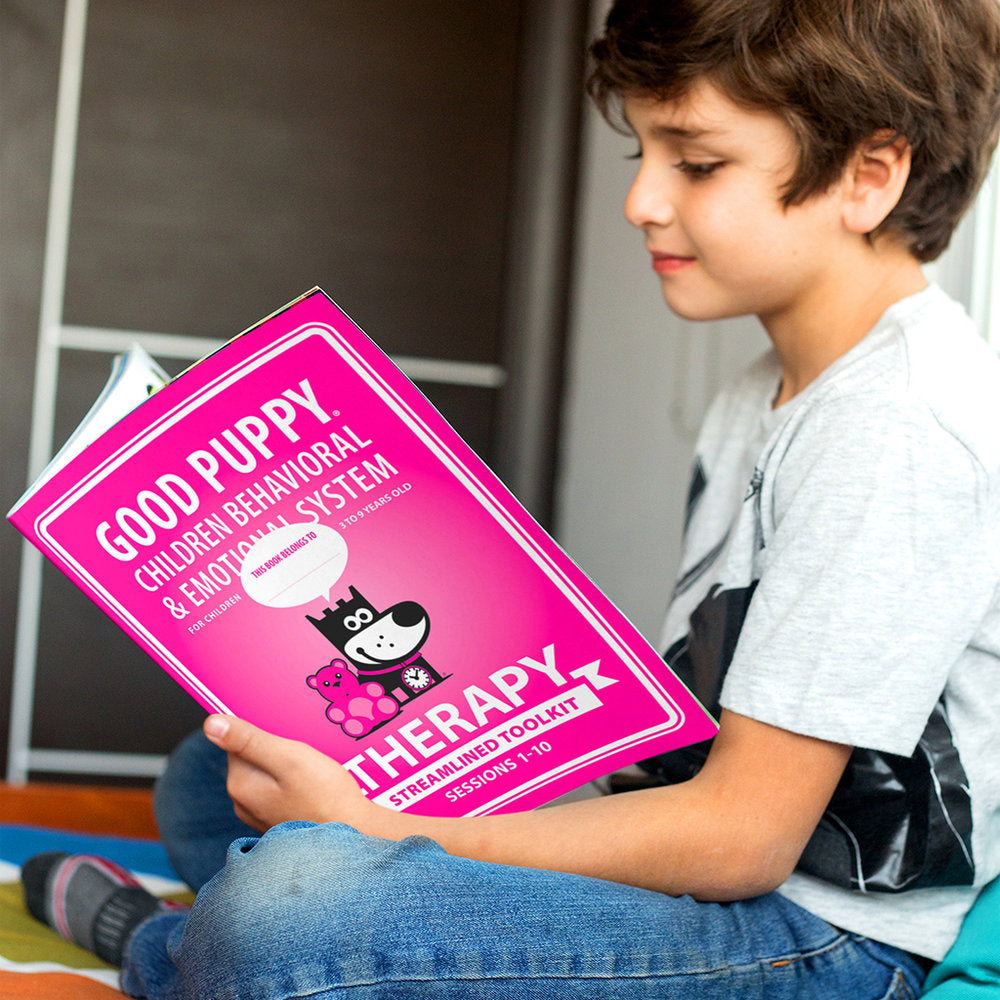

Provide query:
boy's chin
left=660, top=292, right=746, bottom=325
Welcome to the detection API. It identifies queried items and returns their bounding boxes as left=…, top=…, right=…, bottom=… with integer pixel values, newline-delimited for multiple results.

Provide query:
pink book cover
left=10, top=289, right=717, bottom=815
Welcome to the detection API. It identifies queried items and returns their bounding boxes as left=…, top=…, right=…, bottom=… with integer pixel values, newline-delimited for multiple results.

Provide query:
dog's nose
left=390, top=601, right=425, bottom=628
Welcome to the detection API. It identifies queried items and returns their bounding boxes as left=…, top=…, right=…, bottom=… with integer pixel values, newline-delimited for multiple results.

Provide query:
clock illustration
left=402, top=665, right=433, bottom=690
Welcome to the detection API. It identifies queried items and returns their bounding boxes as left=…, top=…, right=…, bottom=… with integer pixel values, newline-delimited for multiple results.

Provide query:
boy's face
left=623, top=80, right=849, bottom=334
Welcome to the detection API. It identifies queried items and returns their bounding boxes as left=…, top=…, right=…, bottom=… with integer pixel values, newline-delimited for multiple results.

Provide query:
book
left=9, top=288, right=717, bottom=815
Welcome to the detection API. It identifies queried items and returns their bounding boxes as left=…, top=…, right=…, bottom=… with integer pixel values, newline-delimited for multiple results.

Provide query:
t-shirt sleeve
left=719, top=391, right=997, bottom=756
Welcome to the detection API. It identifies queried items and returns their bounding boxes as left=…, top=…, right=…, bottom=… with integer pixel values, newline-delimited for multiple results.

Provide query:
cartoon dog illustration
left=307, top=586, right=449, bottom=704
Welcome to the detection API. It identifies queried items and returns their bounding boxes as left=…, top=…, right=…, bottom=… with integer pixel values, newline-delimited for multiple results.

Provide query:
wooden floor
left=0, top=782, right=158, bottom=838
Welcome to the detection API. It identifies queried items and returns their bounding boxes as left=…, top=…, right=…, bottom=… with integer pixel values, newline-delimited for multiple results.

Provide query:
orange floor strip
left=0, top=783, right=158, bottom=839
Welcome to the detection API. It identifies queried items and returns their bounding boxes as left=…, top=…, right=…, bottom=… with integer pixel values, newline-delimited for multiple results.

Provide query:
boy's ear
left=840, top=130, right=911, bottom=237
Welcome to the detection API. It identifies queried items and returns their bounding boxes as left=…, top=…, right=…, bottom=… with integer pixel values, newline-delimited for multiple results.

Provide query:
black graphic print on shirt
left=644, top=578, right=975, bottom=893
left=798, top=699, right=974, bottom=892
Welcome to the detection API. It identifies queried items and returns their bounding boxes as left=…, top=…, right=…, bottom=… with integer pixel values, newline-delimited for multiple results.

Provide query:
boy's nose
left=624, top=165, right=675, bottom=230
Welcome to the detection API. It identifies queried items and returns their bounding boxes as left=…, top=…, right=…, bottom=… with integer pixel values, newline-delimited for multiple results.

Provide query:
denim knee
left=169, top=821, right=445, bottom=997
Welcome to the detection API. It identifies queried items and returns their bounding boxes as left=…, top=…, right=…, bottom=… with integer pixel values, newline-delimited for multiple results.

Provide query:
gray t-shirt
left=656, top=284, right=1000, bottom=960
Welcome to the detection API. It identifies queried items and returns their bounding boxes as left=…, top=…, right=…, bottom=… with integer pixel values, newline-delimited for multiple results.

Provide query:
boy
left=23, top=1, right=1000, bottom=997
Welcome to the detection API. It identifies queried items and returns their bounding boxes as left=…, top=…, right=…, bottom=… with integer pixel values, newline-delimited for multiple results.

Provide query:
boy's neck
left=767, top=244, right=927, bottom=408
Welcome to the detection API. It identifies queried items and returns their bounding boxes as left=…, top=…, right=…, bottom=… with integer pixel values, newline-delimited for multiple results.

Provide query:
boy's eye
left=674, top=160, right=724, bottom=179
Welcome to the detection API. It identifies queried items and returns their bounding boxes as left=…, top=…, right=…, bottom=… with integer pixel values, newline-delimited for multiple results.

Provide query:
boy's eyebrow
left=622, top=113, right=722, bottom=142
left=648, top=124, right=720, bottom=141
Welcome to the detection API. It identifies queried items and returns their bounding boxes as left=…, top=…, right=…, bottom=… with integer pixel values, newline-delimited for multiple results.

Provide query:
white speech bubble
left=240, top=523, right=348, bottom=608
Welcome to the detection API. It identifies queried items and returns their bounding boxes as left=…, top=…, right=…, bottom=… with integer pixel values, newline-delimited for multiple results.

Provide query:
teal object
left=923, top=878, right=1000, bottom=997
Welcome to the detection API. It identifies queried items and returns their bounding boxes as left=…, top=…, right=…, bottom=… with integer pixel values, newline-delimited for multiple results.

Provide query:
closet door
left=1, top=0, right=585, bottom=780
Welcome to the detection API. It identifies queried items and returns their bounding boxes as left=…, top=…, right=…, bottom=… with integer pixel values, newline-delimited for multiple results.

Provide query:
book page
left=10, top=345, right=168, bottom=513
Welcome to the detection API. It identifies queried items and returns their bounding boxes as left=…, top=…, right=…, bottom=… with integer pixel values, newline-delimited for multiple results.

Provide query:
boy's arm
left=205, top=709, right=851, bottom=902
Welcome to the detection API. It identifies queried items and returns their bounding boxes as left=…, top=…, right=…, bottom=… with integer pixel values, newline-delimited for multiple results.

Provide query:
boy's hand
left=203, top=715, right=371, bottom=833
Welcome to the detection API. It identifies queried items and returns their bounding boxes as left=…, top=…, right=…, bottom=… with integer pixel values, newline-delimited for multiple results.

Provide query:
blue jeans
left=123, top=732, right=928, bottom=999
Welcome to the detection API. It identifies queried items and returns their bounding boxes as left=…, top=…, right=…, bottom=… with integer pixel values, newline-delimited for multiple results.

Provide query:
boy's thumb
left=203, top=713, right=236, bottom=746
left=203, top=714, right=279, bottom=768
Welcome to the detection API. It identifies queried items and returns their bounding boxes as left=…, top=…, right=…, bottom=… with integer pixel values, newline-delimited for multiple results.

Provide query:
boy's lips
left=651, top=251, right=696, bottom=274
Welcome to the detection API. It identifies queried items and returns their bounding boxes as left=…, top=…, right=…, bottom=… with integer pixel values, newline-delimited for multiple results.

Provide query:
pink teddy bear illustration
left=307, top=659, right=399, bottom=738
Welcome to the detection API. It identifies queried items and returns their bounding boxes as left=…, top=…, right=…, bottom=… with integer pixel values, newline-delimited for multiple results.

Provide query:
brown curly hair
left=588, top=0, right=1000, bottom=261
